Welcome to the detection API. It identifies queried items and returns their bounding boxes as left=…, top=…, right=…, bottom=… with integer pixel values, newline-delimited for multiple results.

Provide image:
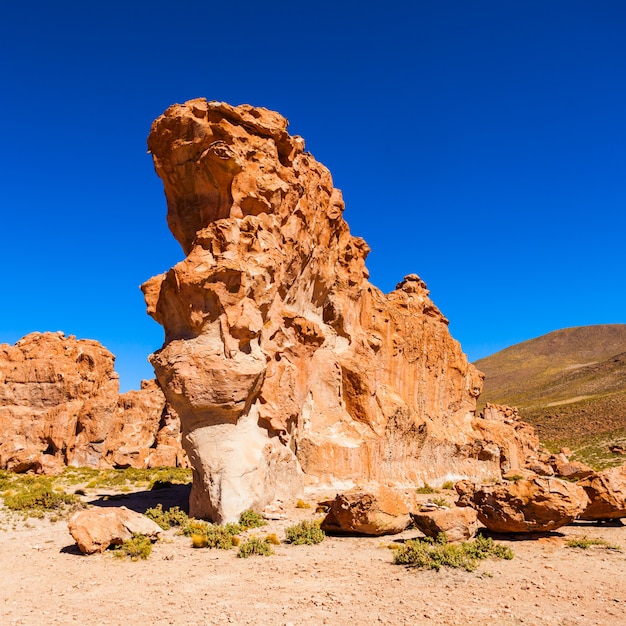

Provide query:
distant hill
left=475, top=324, right=626, bottom=468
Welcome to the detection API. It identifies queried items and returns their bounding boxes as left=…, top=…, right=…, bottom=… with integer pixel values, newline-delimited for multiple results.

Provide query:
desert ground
left=1, top=484, right=625, bottom=626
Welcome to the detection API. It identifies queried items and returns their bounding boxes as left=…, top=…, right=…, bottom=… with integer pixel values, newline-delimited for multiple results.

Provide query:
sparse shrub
left=113, top=533, right=153, bottom=560
left=567, top=536, right=622, bottom=551
left=84, top=467, right=192, bottom=490
left=237, top=536, right=273, bottom=558
left=285, top=520, right=325, bottom=545
left=145, top=504, right=189, bottom=530
left=393, top=533, right=513, bottom=572
left=2, top=477, right=80, bottom=517
left=441, top=481, right=455, bottom=490
left=506, top=474, right=524, bottom=482
left=265, top=533, right=281, bottom=545
left=184, top=519, right=239, bottom=549
left=239, top=509, right=266, bottom=530
left=296, top=499, right=311, bottom=509
left=431, top=496, right=450, bottom=508
left=416, top=484, right=438, bottom=494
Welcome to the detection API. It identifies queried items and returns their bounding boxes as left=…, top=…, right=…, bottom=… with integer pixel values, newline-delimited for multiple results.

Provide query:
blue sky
left=1, top=1, right=625, bottom=391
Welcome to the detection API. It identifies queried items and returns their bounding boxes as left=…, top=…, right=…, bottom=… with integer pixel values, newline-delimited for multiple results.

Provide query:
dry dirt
left=1, top=486, right=625, bottom=626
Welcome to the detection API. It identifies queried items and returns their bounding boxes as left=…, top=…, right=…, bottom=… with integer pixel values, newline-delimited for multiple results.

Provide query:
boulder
left=410, top=506, right=478, bottom=542
left=455, top=477, right=589, bottom=533
left=550, top=453, right=594, bottom=481
left=578, top=464, right=626, bottom=520
left=67, top=506, right=162, bottom=554
left=142, top=99, right=539, bottom=523
left=320, top=489, right=411, bottom=536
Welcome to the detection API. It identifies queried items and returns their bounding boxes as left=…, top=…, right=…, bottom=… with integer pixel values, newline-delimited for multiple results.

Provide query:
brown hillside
left=475, top=324, right=626, bottom=468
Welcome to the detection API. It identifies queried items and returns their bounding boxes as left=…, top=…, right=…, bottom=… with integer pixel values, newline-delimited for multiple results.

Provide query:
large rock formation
left=142, top=99, right=535, bottom=523
left=0, top=332, right=187, bottom=471
left=0, top=332, right=120, bottom=471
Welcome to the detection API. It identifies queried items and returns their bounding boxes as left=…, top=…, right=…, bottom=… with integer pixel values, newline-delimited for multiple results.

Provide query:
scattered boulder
left=455, top=477, right=589, bottom=533
left=0, top=332, right=119, bottom=471
left=578, top=464, right=626, bottom=520
left=320, top=489, right=411, bottom=536
left=68, top=506, right=162, bottom=554
left=142, top=99, right=540, bottom=523
left=410, top=506, right=478, bottom=542
left=550, top=453, right=594, bottom=481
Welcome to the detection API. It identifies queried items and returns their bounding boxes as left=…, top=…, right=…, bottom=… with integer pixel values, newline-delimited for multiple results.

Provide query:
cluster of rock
left=316, top=453, right=626, bottom=540
left=0, top=332, right=188, bottom=473
left=454, top=458, right=626, bottom=535
left=141, top=99, right=546, bottom=523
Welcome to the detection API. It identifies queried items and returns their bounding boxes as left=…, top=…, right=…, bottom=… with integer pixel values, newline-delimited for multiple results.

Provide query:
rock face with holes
left=0, top=332, right=188, bottom=472
left=142, top=99, right=535, bottom=523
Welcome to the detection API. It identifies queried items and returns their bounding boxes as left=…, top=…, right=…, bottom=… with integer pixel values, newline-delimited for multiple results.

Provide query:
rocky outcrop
left=68, top=507, right=162, bottom=554
left=410, top=506, right=478, bottom=542
left=142, top=99, right=539, bottom=523
left=456, top=477, right=589, bottom=533
left=101, top=380, right=189, bottom=470
left=0, top=332, right=187, bottom=472
left=0, top=332, right=119, bottom=471
left=320, top=490, right=411, bottom=536
left=577, top=464, right=626, bottom=520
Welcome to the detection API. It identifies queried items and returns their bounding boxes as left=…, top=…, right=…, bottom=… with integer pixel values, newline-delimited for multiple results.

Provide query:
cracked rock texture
left=143, top=99, right=535, bottom=523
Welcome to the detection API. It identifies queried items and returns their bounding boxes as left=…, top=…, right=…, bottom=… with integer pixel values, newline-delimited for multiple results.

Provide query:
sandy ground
left=1, top=485, right=625, bottom=626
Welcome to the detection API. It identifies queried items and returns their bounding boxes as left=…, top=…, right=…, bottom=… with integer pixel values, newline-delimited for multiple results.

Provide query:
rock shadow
left=87, top=483, right=191, bottom=515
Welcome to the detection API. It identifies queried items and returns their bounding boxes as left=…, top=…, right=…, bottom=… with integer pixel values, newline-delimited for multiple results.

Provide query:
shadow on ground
left=86, top=483, right=191, bottom=515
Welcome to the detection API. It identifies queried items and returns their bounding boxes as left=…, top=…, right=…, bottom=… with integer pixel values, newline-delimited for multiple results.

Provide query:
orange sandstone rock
left=142, top=99, right=535, bottom=523
left=0, top=332, right=187, bottom=471
left=0, top=332, right=119, bottom=470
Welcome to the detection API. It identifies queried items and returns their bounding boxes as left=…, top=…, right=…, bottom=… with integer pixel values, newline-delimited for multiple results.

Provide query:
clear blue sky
left=1, top=1, right=625, bottom=391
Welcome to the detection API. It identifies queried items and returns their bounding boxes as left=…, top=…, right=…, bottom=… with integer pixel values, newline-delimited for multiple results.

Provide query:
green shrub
left=416, top=484, right=438, bottom=494
left=393, top=534, right=513, bottom=572
left=185, top=520, right=239, bottom=549
left=441, top=481, right=455, bottom=490
left=295, top=499, right=311, bottom=509
left=431, top=496, right=450, bottom=508
left=567, top=536, right=621, bottom=551
left=113, top=533, right=153, bottom=560
left=237, top=536, right=273, bottom=558
left=239, top=509, right=266, bottom=530
left=84, top=467, right=192, bottom=490
left=2, top=478, right=80, bottom=516
left=285, top=520, right=325, bottom=545
left=144, top=504, right=189, bottom=530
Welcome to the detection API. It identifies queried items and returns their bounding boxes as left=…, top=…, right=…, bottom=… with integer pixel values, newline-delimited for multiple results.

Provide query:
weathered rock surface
left=456, top=477, right=589, bottom=533
left=68, top=506, right=162, bottom=554
left=550, top=453, right=595, bottom=481
left=578, top=464, right=626, bottom=520
left=0, top=332, right=187, bottom=471
left=320, top=489, right=411, bottom=536
left=101, top=379, right=189, bottom=470
left=142, top=99, right=540, bottom=523
left=0, top=332, right=119, bottom=471
left=410, top=506, right=478, bottom=542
